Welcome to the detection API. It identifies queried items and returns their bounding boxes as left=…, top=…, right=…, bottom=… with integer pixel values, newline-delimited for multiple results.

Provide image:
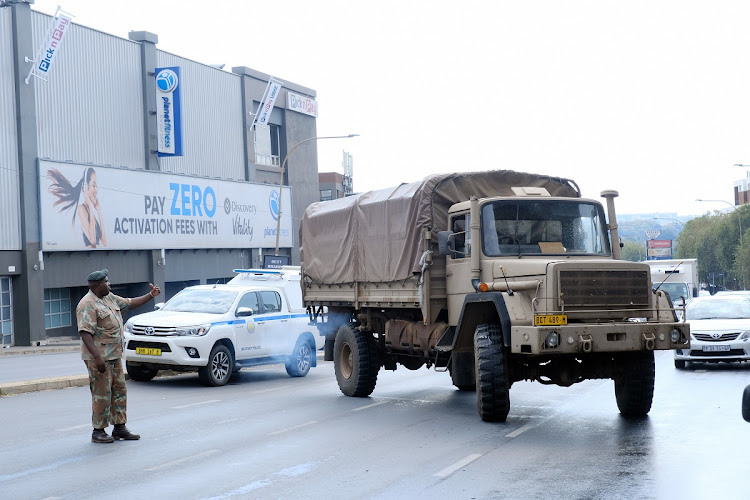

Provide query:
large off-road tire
left=474, top=324, right=510, bottom=422
left=125, top=362, right=158, bottom=382
left=198, top=344, right=233, bottom=387
left=333, top=324, right=379, bottom=397
left=449, top=354, right=476, bottom=391
left=614, top=351, right=655, bottom=417
left=286, top=339, right=313, bottom=377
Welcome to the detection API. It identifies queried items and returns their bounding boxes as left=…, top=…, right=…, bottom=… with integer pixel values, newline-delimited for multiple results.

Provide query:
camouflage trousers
left=84, top=359, right=127, bottom=429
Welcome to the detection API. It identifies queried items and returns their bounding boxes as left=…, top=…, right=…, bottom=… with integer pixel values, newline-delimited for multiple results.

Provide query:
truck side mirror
left=437, top=231, right=454, bottom=256
left=236, top=307, right=254, bottom=317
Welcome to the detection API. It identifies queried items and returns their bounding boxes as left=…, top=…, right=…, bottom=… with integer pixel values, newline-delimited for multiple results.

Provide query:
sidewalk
left=0, top=337, right=86, bottom=396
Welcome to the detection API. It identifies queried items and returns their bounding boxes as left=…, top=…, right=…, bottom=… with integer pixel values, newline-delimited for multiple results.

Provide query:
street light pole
left=274, top=134, right=359, bottom=256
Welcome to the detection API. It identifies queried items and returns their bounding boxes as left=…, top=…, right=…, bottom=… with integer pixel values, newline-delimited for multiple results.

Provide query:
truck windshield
left=481, top=200, right=610, bottom=256
left=162, top=289, right=238, bottom=314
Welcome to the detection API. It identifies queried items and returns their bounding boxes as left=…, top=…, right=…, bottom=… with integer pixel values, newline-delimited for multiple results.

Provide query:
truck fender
left=453, top=292, right=512, bottom=350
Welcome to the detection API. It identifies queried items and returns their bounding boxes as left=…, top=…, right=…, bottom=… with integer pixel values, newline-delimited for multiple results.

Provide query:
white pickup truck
left=123, top=267, right=323, bottom=386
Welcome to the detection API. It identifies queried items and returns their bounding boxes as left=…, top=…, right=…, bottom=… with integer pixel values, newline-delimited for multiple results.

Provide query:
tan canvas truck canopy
left=300, top=169, right=581, bottom=284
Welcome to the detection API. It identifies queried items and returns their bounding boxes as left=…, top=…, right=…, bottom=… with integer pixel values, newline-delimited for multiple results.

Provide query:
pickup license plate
left=702, top=344, right=730, bottom=352
left=135, top=347, right=162, bottom=356
left=534, top=314, right=568, bottom=326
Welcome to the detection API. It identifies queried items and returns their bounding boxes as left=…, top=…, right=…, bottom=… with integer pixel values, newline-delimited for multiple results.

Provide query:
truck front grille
left=559, top=269, right=650, bottom=309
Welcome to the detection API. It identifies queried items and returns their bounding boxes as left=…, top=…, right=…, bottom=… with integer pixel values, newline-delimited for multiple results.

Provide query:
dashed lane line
left=269, top=420, right=319, bottom=436
left=145, top=449, right=220, bottom=472
left=433, top=453, right=483, bottom=478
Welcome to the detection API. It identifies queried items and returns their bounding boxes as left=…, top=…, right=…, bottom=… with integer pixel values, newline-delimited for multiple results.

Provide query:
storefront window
left=1, top=278, right=12, bottom=345
left=44, top=288, right=71, bottom=329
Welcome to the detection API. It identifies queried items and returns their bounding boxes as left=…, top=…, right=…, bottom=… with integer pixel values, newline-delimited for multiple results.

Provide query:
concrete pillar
left=10, top=1, right=44, bottom=346
left=231, top=66, right=257, bottom=182
left=128, top=31, right=159, bottom=171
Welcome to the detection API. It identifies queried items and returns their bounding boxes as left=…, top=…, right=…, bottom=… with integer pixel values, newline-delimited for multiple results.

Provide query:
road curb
left=0, top=375, right=89, bottom=396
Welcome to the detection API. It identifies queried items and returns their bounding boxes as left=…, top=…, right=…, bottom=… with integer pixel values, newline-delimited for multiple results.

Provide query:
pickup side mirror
left=437, top=231, right=454, bottom=256
left=236, top=307, right=254, bottom=317
left=154, top=302, right=165, bottom=310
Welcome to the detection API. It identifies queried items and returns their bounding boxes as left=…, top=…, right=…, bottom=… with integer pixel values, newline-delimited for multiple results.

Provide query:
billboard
left=39, top=161, right=292, bottom=251
left=647, top=239, right=672, bottom=260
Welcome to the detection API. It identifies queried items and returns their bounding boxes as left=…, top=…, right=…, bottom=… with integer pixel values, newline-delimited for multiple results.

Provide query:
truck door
left=446, top=213, right=475, bottom=324
left=257, top=290, right=291, bottom=355
left=235, top=291, right=267, bottom=357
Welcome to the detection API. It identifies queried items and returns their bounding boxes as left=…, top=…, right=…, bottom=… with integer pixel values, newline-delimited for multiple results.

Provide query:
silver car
left=675, top=295, right=750, bottom=369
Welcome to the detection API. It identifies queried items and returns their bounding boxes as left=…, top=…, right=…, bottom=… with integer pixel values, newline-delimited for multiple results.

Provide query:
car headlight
left=174, top=324, right=211, bottom=336
left=740, top=331, right=750, bottom=341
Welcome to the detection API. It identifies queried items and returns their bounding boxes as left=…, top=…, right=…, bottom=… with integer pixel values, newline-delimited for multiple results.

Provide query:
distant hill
left=617, top=213, right=695, bottom=243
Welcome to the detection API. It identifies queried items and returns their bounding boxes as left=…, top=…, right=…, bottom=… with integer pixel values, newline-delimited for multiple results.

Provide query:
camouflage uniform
left=76, top=290, right=132, bottom=430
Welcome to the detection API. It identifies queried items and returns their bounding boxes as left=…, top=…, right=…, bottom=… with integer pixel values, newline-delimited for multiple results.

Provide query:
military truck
left=300, top=170, right=690, bottom=422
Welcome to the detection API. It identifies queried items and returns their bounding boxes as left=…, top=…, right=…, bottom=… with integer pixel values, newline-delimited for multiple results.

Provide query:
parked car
left=123, top=267, right=323, bottom=386
left=675, top=295, right=750, bottom=369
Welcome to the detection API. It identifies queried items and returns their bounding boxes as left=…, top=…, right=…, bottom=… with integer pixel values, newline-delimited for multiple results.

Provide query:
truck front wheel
left=334, top=325, right=379, bottom=397
left=614, top=351, right=655, bottom=417
left=474, top=324, right=510, bottom=422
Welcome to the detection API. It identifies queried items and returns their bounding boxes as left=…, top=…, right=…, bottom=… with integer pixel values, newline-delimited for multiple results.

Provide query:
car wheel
left=126, top=362, right=158, bottom=382
left=743, top=385, right=750, bottom=423
left=198, top=344, right=233, bottom=387
left=674, top=359, right=686, bottom=370
left=286, top=340, right=313, bottom=377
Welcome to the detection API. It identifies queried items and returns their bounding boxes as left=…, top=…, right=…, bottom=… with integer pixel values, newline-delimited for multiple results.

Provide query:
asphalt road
left=1, top=351, right=749, bottom=499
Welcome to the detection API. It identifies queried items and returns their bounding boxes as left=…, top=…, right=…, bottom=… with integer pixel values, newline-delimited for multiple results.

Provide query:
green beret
left=87, top=269, right=109, bottom=282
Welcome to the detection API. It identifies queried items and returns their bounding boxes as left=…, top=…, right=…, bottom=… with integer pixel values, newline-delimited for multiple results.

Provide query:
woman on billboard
left=47, top=167, right=108, bottom=248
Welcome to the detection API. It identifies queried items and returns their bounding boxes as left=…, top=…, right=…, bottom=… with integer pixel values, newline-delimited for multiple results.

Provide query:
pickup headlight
left=740, top=331, right=750, bottom=341
left=174, top=324, right=211, bottom=336
left=124, top=320, right=134, bottom=333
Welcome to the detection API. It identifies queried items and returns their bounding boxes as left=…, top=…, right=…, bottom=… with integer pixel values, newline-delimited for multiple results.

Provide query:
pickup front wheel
left=334, top=325, right=379, bottom=397
left=126, top=362, right=158, bottom=382
left=198, top=344, right=233, bottom=387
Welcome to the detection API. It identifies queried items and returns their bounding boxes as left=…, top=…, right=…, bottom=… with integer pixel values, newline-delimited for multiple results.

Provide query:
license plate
left=534, top=314, right=568, bottom=326
left=702, top=344, right=730, bottom=352
left=135, top=347, right=162, bottom=356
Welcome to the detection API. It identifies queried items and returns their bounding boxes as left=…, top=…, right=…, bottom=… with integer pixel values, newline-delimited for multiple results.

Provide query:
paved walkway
left=0, top=337, right=85, bottom=396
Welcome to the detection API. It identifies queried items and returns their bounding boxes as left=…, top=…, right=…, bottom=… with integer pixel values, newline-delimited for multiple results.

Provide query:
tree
left=621, top=240, right=646, bottom=262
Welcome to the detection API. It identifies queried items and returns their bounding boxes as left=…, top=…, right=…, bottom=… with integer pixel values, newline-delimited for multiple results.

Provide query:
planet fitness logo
left=269, top=191, right=280, bottom=221
left=156, top=69, right=178, bottom=93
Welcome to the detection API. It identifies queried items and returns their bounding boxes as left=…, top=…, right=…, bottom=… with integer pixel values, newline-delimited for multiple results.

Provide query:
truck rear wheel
left=614, top=351, right=655, bottom=417
left=334, top=324, right=379, bottom=397
left=474, top=324, right=510, bottom=422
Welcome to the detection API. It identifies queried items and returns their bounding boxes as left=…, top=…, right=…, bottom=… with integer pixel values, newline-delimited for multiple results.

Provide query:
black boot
left=92, top=428, right=114, bottom=443
left=112, top=424, right=140, bottom=440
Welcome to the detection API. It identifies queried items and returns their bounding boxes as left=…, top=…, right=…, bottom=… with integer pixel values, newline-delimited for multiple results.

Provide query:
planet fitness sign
left=155, top=66, right=183, bottom=156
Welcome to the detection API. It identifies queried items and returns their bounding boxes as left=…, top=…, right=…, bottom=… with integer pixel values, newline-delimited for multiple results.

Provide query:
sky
left=30, top=0, right=750, bottom=215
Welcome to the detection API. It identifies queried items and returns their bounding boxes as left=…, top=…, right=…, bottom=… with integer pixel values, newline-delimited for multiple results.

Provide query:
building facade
left=1, top=2, right=320, bottom=345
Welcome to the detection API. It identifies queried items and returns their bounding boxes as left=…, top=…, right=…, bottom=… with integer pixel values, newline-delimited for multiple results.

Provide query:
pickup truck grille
left=130, top=325, right=177, bottom=336
left=559, top=269, right=649, bottom=309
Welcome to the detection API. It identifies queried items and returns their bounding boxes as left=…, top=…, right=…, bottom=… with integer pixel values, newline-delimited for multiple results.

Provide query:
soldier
left=76, top=269, right=160, bottom=443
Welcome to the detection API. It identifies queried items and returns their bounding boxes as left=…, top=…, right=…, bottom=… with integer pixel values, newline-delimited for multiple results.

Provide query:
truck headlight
left=174, top=324, right=211, bottom=336
left=670, top=328, right=682, bottom=343
left=544, top=331, right=560, bottom=348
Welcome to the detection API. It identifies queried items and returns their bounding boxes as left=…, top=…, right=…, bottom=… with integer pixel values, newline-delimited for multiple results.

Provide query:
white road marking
left=269, top=420, right=319, bottom=436
left=145, top=449, right=220, bottom=472
left=434, top=453, right=483, bottom=478
left=352, top=400, right=388, bottom=412
left=55, top=423, right=90, bottom=432
left=505, top=422, right=535, bottom=438
left=171, top=399, right=222, bottom=409
left=252, top=386, right=289, bottom=394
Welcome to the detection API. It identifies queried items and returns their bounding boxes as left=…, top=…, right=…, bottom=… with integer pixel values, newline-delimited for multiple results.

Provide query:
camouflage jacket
left=76, top=291, right=131, bottom=361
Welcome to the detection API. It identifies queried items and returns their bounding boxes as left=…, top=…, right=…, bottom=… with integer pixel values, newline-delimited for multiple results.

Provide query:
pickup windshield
left=162, top=289, right=238, bottom=314
left=481, top=200, right=610, bottom=256
left=656, top=282, right=690, bottom=301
